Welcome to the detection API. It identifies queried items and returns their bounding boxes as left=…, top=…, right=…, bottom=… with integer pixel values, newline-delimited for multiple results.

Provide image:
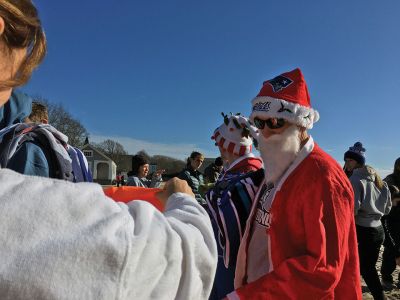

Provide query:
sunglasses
left=253, top=117, right=286, bottom=130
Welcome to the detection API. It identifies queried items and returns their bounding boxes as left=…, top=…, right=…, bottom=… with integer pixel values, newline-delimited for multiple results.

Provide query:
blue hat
left=344, top=142, right=366, bottom=165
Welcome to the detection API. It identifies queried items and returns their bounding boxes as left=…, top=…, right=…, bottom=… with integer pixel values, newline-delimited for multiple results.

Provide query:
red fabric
left=219, top=137, right=226, bottom=147
left=230, top=157, right=263, bottom=174
left=257, top=68, right=311, bottom=108
left=212, top=131, right=220, bottom=140
left=104, top=186, right=164, bottom=211
left=235, top=144, right=362, bottom=299
left=227, top=142, right=235, bottom=154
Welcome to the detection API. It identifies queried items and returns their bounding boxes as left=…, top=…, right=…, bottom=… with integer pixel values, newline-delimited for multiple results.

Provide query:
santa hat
left=249, top=68, right=319, bottom=129
left=344, top=142, right=366, bottom=165
left=211, top=113, right=257, bottom=156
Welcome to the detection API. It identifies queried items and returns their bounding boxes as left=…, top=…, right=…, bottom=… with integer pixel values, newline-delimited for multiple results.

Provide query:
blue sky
left=23, top=0, right=400, bottom=176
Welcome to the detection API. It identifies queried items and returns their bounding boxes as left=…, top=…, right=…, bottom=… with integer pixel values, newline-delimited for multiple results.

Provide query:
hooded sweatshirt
left=0, top=91, right=51, bottom=177
left=0, top=90, right=32, bottom=128
left=0, top=168, right=217, bottom=299
left=350, top=165, right=392, bottom=227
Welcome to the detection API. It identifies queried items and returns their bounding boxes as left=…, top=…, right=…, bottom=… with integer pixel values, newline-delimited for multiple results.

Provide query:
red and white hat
left=211, top=113, right=257, bottom=156
left=249, top=68, right=319, bottom=129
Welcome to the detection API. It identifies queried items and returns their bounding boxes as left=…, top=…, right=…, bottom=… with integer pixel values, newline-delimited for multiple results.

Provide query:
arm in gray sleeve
left=350, top=178, right=363, bottom=215
left=123, top=192, right=217, bottom=299
left=0, top=170, right=217, bottom=300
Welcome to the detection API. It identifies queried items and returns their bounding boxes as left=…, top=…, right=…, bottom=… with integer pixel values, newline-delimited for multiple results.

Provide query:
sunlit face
left=344, top=158, right=358, bottom=173
left=253, top=117, right=293, bottom=140
left=190, top=155, right=204, bottom=171
left=138, top=164, right=149, bottom=178
left=0, top=43, right=27, bottom=105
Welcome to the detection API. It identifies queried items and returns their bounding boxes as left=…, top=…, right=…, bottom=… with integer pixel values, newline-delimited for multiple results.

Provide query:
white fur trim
left=250, top=96, right=319, bottom=129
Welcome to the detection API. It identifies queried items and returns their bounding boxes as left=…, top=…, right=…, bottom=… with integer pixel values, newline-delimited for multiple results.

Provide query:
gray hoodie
left=350, top=166, right=392, bottom=227
left=0, top=168, right=217, bottom=300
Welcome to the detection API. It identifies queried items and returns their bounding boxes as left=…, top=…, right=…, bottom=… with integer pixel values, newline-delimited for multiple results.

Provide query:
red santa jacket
left=229, top=137, right=362, bottom=300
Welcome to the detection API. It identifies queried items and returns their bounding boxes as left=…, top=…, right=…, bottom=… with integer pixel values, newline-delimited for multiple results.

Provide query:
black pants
left=381, top=243, right=400, bottom=282
left=356, top=225, right=385, bottom=300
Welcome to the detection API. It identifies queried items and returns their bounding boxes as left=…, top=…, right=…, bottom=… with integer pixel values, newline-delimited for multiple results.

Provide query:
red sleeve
left=234, top=175, right=356, bottom=299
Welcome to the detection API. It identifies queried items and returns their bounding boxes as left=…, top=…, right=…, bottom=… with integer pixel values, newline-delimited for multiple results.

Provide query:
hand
left=156, top=177, right=194, bottom=204
left=396, top=257, right=400, bottom=266
left=154, top=169, right=166, bottom=177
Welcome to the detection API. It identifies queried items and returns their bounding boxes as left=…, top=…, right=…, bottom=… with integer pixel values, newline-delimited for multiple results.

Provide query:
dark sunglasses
left=253, top=117, right=286, bottom=130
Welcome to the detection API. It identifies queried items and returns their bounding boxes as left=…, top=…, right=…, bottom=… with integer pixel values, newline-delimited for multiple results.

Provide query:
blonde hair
left=0, top=0, right=46, bottom=89
left=366, top=165, right=384, bottom=190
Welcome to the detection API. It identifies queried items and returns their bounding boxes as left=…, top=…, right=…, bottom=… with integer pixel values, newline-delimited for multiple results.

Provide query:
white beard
left=258, top=126, right=301, bottom=184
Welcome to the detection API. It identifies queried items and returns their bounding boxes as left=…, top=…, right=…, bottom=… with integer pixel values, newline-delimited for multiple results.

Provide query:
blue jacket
left=0, top=91, right=50, bottom=177
left=0, top=90, right=32, bottom=128
left=179, top=167, right=205, bottom=205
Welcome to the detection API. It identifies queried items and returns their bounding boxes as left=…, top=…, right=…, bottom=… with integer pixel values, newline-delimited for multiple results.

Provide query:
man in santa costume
left=226, top=68, right=362, bottom=299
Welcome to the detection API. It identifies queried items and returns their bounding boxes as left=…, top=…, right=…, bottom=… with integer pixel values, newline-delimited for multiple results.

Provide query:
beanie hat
left=344, top=142, right=366, bottom=165
left=215, top=156, right=223, bottom=167
left=131, top=154, right=149, bottom=175
left=249, top=68, right=319, bottom=129
left=211, top=113, right=257, bottom=156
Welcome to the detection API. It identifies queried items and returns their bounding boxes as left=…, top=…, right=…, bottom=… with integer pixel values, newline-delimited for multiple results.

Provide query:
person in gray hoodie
left=0, top=1, right=217, bottom=299
left=345, top=142, right=392, bottom=300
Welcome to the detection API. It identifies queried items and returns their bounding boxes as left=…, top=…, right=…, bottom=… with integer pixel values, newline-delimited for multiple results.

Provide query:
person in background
left=345, top=142, right=392, bottom=300
left=24, top=101, right=47, bottom=123
left=126, top=154, right=164, bottom=188
left=206, top=113, right=262, bottom=299
left=116, top=173, right=121, bottom=187
left=224, top=68, right=361, bottom=299
left=0, top=1, right=217, bottom=299
left=179, top=151, right=206, bottom=205
left=24, top=101, right=93, bottom=182
left=343, top=141, right=366, bottom=178
left=381, top=157, right=400, bottom=290
left=384, top=157, right=400, bottom=188
left=204, top=156, right=224, bottom=184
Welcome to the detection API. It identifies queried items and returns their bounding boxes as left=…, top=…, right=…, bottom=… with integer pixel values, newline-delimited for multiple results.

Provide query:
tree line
left=32, top=95, right=186, bottom=174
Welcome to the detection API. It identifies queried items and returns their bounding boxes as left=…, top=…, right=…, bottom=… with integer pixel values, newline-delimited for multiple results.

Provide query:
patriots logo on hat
left=266, top=75, right=293, bottom=92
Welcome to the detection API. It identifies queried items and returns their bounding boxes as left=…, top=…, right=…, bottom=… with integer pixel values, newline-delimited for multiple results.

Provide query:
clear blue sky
left=23, top=0, right=400, bottom=176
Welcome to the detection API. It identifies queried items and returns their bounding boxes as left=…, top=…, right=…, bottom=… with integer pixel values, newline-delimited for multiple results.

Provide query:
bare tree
left=31, top=95, right=89, bottom=147
left=94, top=139, right=128, bottom=167
left=152, top=155, right=185, bottom=174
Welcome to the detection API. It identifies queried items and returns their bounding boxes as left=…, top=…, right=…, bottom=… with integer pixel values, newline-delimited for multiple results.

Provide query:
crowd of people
left=0, top=1, right=399, bottom=299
